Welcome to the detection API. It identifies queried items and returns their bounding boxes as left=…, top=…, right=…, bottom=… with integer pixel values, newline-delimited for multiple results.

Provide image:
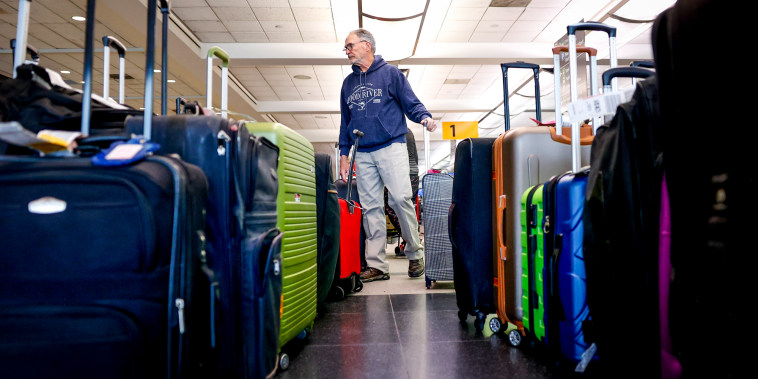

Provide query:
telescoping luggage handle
left=567, top=21, right=617, bottom=172
left=346, top=129, right=364, bottom=214
left=551, top=46, right=597, bottom=137
left=160, top=0, right=170, bottom=115
left=102, top=36, right=127, bottom=104
left=501, top=61, right=541, bottom=133
left=206, top=46, right=230, bottom=119
left=12, top=0, right=31, bottom=78
left=10, top=38, right=39, bottom=66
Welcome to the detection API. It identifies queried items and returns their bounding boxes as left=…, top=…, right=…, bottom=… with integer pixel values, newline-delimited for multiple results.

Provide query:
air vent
left=490, top=0, right=532, bottom=6
left=110, top=73, right=134, bottom=80
left=444, top=78, right=470, bottom=85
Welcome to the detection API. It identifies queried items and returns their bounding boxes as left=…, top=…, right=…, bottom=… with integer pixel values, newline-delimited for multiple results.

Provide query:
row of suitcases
left=448, top=21, right=683, bottom=377
left=0, top=1, right=364, bottom=378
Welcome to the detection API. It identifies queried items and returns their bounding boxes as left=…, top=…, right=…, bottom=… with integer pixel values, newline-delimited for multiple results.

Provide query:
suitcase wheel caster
left=457, top=309, right=468, bottom=322
left=331, top=285, right=346, bottom=301
left=474, top=312, right=486, bottom=332
left=354, top=281, right=363, bottom=292
left=279, top=353, right=290, bottom=371
left=508, top=329, right=522, bottom=347
left=488, top=317, right=502, bottom=334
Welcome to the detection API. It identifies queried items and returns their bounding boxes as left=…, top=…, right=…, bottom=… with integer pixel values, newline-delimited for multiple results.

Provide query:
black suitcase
left=449, top=137, right=497, bottom=331
left=314, top=153, right=340, bottom=309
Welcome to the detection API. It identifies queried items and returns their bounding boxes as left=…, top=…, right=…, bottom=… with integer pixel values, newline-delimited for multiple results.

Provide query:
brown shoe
left=408, top=258, right=425, bottom=278
left=359, top=267, right=390, bottom=282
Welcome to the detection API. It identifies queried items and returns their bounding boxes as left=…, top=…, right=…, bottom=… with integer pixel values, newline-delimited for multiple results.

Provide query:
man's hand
left=421, top=117, right=437, bottom=132
left=340, top=155, right=350, bottom=183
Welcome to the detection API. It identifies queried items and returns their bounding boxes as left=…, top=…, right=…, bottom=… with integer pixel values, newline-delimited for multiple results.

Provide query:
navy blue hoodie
left=339, top=55, right=431, bottom=157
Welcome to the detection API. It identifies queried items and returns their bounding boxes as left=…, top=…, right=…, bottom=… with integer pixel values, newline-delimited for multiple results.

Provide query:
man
left=338, top=28, right=437, bottom=282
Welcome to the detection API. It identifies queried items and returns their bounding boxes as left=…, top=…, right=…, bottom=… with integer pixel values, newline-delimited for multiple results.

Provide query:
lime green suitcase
left=243, top=122, right=317, bottom=353
left=521, top=183, right=546, bottom=342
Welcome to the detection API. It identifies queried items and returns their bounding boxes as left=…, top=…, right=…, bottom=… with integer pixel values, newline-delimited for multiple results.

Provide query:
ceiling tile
left=266, top=32, right=303, bottom=42
left=444, top=7, right=487, bottom=21
left=173, top=7, right=219, bottom=21
left=520, top=7, right=562, bottom=21
left=260, top=21, right=298, bottom=33
left=224, top=20, right=264, bottom=32
left=297, top=87, right=324, bottom=100
left=474, top=19, right=514, bottom=33
left=185, top=20, right=228, bottom=32
left=232, top=32, right=269, bottom=42
left=449, top=0, right=491, bottom=7
left=482, top=7, right=525, bottom=21
left=209, top=0, right=249, bottom=6
left=213, top=7, right=256, bottom=21
left=252, top=7, right=295, bottom=21
left=247, top=0, right=291, bottom=7
left=194, top=32, right=236, bottom=42
left=509, top=19, right=550, bottom=32
left=292, top=7, right=332, bottom=22
left=435, top=31, right=471, bottom=42
left=448, top=65, right=480, bottom=79
left=439, top=20, right=477, bottom=33
left=470, top=31, right=506, bottom=41
left=173, top=0, right=209, bottom=6
left=289, top=0, right=332, bottom=8
left=302, top=32, right=337, bottom=43
left=297, top=20, right=335, bottom=33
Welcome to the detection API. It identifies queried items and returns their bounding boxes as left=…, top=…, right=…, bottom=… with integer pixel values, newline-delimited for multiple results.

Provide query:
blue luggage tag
left=91, top=137, right=160, bottom=166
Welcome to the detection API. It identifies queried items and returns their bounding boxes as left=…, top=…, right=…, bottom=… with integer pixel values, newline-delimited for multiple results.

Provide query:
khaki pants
left=355, top=143, right=423, bottom=273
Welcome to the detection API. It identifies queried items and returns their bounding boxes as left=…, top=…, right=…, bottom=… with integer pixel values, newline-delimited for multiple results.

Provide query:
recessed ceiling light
left=294, top=75, right=312, bottom=80
left=315, top=115, right=329, bottom=119
left=167, top=79, right=176, bottom=83
left=72, top=16, right=86, bottom=21
left=154, top=69, right=161, bottom=73
left=60, top=70, right=70, bottom=74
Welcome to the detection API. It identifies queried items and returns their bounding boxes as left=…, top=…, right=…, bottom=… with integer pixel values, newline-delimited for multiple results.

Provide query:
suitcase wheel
left=457, top=309, right=468, bottom=322
left=488, top=317, right=502, bottom=334
left=353, top=280, right=363, bottom=293
left=474, top=312, right=486, bottom=332
left=508, top=329, right=523, bottom=347
left=331, top=285, right=346, bottom=301
left=279, top=353, right=290, bottom=371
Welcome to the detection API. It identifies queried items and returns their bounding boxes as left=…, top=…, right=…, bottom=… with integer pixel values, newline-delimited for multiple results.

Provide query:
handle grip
left=207, top=46, right=230, bottom=67
left=631, top=60, right=655, bottom=69
left=502, top=61, right=539, bottom=70
left=602, top=67, right=654, bottom=86
left=345, top=129, right=363, bottom=210
left=102, top=36, right=126, bottom=57
left=552, top=45, right=597, bottom=57
left=159, top=0, right=170, bottom=10
left=567, top=22, right=617, bottom=37
left=10, top=39, right=39, bottom=61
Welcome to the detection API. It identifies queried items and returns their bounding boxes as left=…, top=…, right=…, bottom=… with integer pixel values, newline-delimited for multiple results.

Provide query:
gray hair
left=350, top=28, right=376, bottom=54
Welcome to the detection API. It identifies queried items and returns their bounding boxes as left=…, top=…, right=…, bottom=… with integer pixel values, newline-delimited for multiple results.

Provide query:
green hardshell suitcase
left=521, top=183, right=546, bottom=342
left=243, top=122, right=318, bottom=353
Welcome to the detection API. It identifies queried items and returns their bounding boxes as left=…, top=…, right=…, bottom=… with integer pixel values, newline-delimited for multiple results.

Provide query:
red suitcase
left=331, top=130, right=365, bottom=300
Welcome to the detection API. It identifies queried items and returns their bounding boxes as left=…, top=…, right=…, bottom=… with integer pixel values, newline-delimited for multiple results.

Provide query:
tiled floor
left=275, top=244, right=568, bottom=379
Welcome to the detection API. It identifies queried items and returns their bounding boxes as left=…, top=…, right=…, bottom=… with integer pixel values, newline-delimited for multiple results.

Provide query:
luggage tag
left=91, top=137, right=160, bottom=166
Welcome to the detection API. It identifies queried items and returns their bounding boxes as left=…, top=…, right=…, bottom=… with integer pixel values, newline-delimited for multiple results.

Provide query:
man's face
left=344, top=34, right=370, bottom=66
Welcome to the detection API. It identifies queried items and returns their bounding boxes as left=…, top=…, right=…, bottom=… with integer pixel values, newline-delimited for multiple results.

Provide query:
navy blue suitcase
left=449, top=137, right=497, bottom=331
left=124, top=114, right=282, bottom=378
left=1, top=2, right=211, bottom=377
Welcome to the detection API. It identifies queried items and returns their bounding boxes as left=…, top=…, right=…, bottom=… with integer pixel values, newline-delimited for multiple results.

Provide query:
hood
left=351, top=55, right=387, bottom=75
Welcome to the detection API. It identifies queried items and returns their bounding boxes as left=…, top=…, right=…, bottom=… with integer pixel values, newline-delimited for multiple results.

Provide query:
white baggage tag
left=105, top=144, right=144, bottom=161
left=567, top=88, right=635, bottom=124
left=575, top=342, right=598, bottom=373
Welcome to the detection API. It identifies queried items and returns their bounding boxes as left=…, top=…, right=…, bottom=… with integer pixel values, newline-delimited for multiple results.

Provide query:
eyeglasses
left=343, top=40, right=367, bottom=52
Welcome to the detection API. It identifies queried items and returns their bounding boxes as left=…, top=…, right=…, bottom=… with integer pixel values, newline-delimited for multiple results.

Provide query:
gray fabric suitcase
left=421, top=173, right=454, bottom=288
